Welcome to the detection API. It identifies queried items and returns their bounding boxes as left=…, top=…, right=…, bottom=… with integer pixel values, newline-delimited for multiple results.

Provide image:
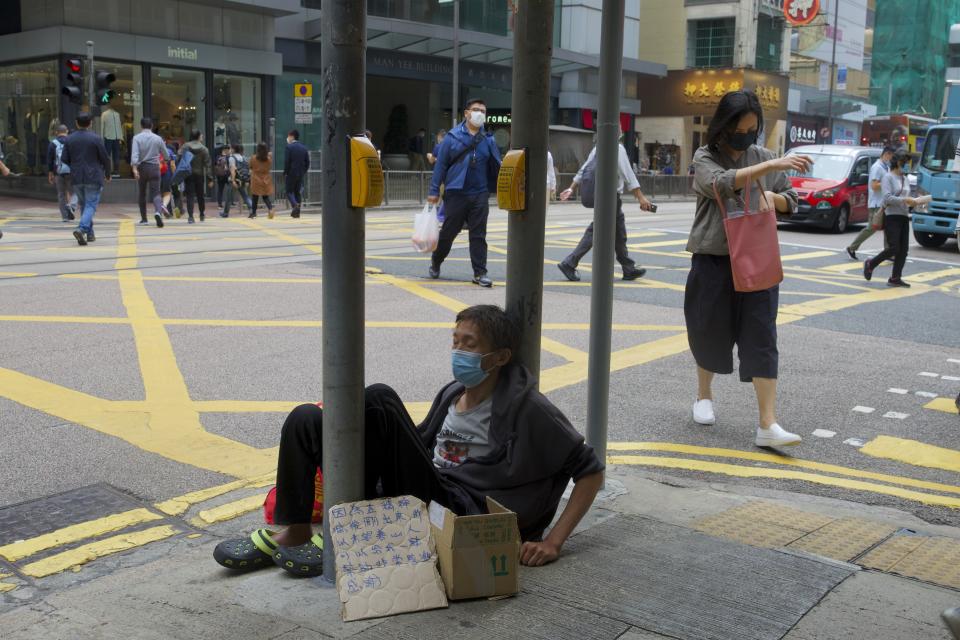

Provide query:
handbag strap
left=712, top=170, right=771, bottom=219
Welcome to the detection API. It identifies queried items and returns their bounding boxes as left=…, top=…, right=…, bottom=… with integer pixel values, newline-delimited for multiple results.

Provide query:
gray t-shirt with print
left=432, top=395, right=493, bottom=468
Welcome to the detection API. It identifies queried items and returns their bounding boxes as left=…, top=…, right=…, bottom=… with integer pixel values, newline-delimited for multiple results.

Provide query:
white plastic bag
left=411, top=203, right=440, bottom=253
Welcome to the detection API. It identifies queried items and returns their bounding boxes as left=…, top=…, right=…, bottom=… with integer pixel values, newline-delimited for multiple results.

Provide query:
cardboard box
left=428, top=497, right=521, bottom=600
left=328, top=496, right=448, bottom=622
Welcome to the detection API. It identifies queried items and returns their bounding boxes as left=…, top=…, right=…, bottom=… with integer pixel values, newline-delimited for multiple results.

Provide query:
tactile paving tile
left=693, top=512, right=808, bottom=548
left=879, top=536, right=960, bottom=589
left=787, top=518, right=897, bottom=562
left=859, top=534, right=927, bottom=572
left=0, top=484, right=147, bottom=546
left=721, top=500, right=836, bottom=532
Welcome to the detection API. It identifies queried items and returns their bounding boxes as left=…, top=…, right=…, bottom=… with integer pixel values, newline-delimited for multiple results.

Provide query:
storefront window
left=0, top=59, right=60, bottom=176
left=86, top=61, right=143, bottom=177
left=213, top=74, right=262, bottom=155
left=151, top=67, right=205, bottom=145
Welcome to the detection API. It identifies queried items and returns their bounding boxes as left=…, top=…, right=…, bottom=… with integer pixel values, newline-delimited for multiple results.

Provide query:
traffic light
left=62, top=58, right=83, bottom=105
left=95, top=70, right=116, bottom=106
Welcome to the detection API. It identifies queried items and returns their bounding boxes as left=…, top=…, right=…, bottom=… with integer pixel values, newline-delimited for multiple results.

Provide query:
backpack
left=580, top=155, right=597, bottom=208
left=172, top=147, right=194, bottom=186
left=215, top=154, right=229, bottom=178
left=233, top=154, right=251, bottom=183
left=53, top=138, right=70, bottom=175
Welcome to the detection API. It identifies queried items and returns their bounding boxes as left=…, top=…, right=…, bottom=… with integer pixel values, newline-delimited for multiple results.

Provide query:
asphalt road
left=1, top=199, right=958, bottom=533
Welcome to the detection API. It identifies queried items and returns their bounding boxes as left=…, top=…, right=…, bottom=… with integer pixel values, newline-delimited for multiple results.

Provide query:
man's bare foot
left=272, top=524, right=313, bottom=547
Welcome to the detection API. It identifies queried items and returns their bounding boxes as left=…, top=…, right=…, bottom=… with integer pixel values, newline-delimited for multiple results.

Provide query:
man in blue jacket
left=61, top=112, right=111, bottom=246
left=427, top=98, right=502, bottom=287
left=283, top=129, right=310, bottom=218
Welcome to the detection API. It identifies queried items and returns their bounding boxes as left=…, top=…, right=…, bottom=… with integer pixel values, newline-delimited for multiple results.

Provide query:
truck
left=912, top=25, right=960, bottom=250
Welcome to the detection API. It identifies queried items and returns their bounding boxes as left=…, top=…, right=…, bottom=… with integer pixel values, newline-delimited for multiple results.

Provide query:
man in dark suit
left=283, top=129, right=310, bottom=218
left=61, top=112, right=111, bottom=246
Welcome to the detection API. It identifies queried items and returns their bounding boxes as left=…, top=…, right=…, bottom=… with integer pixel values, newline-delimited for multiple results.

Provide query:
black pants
left=251, top=194, right=273, bottom=215
left=563, top=195, right=637, bottom=271
left=183, top=174, right=206, bottom=217
left=285, top=174, right=304, bottom=210
left=868, top=215, right=909, bottom=281
left=274, top=384, right=469, bottom=525
left=137, top=163, right=163, bottom=220
left=430, top=192, right=489, bottom=276
left=684, top=253, right=779, bottom=382
left=216, top=175, right=230, bottom=207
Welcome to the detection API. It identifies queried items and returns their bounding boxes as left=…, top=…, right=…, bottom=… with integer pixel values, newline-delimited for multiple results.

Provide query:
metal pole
left=320, top=0, right=367, bottom=583
left=585, top=0, right=625, bottom=472
left=506, top=0, right=554, bottom=375
left=269, top=116, right=276, bottom=152
left=825, top=0, right=839, bottom=142
left=86, top=41, right=94, bottom=112
left=452, top=0, right=460, bottom=129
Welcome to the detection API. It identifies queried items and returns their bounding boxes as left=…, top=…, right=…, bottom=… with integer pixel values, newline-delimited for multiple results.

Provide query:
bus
left=860, top=113, right=937, bottom=157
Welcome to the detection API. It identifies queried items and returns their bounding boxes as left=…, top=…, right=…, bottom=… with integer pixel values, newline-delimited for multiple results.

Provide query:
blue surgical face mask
left=452, top=349, right=495, bottom=388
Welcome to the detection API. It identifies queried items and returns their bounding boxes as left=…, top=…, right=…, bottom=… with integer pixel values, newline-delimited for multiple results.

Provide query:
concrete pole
left=320, top=0, right=367, bottom=583
left=86, top=41, right=94, bottom=113
left=505, top=0, right=554, bottom=377
left=585, top=0, right=625, bottom=471
left=452, top=0, right=460, bottom=129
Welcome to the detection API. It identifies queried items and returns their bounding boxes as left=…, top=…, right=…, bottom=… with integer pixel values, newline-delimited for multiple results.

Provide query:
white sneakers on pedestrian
left=755, top=423, right=802, bottom=448
left=692, top=399, right=716, bottom=425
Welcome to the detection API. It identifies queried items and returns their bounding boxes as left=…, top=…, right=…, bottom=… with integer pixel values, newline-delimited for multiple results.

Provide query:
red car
left=780, top=145, right=881, bottom=233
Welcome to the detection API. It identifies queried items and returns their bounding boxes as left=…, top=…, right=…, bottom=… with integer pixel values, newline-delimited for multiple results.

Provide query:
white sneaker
left=755, top=423, right=802, bottom=447
left=692, top=399, right=716, bottom=425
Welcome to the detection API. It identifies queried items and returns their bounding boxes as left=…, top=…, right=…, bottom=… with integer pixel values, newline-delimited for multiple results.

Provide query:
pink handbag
left=714, top=177, right=783, bottom=293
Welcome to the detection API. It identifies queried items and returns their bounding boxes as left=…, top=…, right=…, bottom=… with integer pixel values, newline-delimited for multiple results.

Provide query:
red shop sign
left=783, top=0, right=820, bottom=27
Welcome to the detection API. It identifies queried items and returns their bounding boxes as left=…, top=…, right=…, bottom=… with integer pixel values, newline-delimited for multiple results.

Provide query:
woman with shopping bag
left=686, top=90, right=812, bottom=448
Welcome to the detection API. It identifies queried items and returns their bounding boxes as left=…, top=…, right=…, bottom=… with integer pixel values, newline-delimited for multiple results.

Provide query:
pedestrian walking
left=60, top=112, right=111, bottom=246
left=427, top=98, right=502, bottom=287
left=178, top=129, right=212, bottom=224
left=409, top=127, right=427, bottom=170
left=248, top=142, right=275, bottom=219
left=131, top=117, right=169, bottom=227
left=557, top=135, right=654, bottom=282
left=214, top=145, right=232, bottom=215
left=863, top=153, right=917, bottom=287
left=284, top=130, right=310, bottom=218
left=687, top=90, right=811, bottom=448
left=46, top=124, right=76, bottom=222
left=847, top=146, right=895, bottom=260
left=160, top=140, right=182, bottom=219
left=546, top=149, right=557, bottom=201
left=100, top=105, right=123, bottom=177
left=221, top=143, right=253, bottom=218
left=427, top=129, right=446, bottom=165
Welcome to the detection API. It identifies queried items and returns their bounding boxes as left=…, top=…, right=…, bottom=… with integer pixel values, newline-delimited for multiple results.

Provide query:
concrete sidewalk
left=1, top=465, right=957, bottom=640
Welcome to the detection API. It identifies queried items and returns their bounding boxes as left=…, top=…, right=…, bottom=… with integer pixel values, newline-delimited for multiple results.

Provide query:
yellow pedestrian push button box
left=497, top=148, right=526, bottom=211
left=348, top=135, right=384, bottom=208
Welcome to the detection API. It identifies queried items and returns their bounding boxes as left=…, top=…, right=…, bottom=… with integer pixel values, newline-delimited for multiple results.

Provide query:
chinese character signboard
left=638, top=69, right=789, bottom=122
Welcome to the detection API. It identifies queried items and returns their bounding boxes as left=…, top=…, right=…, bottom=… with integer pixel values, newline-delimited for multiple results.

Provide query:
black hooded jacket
left=418, top=363, right=604, bottom=541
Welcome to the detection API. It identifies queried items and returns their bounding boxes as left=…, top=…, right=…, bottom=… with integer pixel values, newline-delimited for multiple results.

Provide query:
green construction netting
left=871, top=0, right=960, bottom=116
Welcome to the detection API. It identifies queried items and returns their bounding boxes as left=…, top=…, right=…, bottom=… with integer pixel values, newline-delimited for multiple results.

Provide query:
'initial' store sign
left=168, top=47, right=199, bottom=61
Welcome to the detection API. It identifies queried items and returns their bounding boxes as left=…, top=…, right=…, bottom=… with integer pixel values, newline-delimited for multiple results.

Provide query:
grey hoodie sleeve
left=693, top=146, right=738, bottom=200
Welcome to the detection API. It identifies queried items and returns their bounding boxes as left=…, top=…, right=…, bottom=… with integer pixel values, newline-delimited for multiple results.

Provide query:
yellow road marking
left=19, top=525, right=181, bottom=578
left=925, top=397, right=960, bottom=415
left=0, top=508, right=163, bottom=562
left=0, top=272, right=37, bottom=277
left=235, top=218, right=322, bottom=254
left=202, top=250, right=295, bottom=257
left=0, top=583, right=16, bottom=593
left=194, top=494, right=266, bottom=525
left=154, top=472, right=276, bottom=516
left=627, top=239, right=689, bottom=249
left=609, top=455, right=960, bottom=508
left=907, top=267, right=960, bottom=283
left=860, top=436, right=960, bottom=473
left=821, top=261, right=871, bottom=273
left=371, top=273, right=466, bottom=314
left=780, top=250, right=836, bottom=262
left=782, top=273, right=873, bottom=291
left=608, top=442, right=960, bottom=495
left=779, top=281, right=928, bottom=318
left=0, top=315, right=129, bottom=324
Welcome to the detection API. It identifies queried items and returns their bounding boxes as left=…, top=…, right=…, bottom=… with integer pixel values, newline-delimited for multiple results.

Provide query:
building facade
left=633, top=0, right=791, bottom=175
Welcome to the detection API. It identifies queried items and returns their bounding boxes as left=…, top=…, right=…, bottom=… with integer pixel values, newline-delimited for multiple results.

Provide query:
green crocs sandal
left=272, top=533, right=324, bottom=577
left=213, top=528, right=278, bottom=572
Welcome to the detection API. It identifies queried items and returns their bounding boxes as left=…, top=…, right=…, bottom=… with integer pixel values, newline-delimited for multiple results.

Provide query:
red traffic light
left=66, top=58, right=82, bottom=73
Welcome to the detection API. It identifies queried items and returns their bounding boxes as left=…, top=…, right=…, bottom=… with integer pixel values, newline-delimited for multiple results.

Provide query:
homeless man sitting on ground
left=215, top=304, right=605, bottom=576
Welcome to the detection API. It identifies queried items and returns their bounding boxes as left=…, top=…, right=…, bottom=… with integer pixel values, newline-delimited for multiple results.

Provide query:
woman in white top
left=863, top=154, right=917, bottom=287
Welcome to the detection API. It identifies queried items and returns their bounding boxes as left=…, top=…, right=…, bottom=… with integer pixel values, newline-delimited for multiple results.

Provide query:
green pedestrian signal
left=95, top=70, right=116, bottom=106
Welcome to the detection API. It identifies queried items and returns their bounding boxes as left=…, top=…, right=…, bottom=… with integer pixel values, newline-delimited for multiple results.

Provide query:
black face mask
left=727, top=130, right=758, bottom=151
